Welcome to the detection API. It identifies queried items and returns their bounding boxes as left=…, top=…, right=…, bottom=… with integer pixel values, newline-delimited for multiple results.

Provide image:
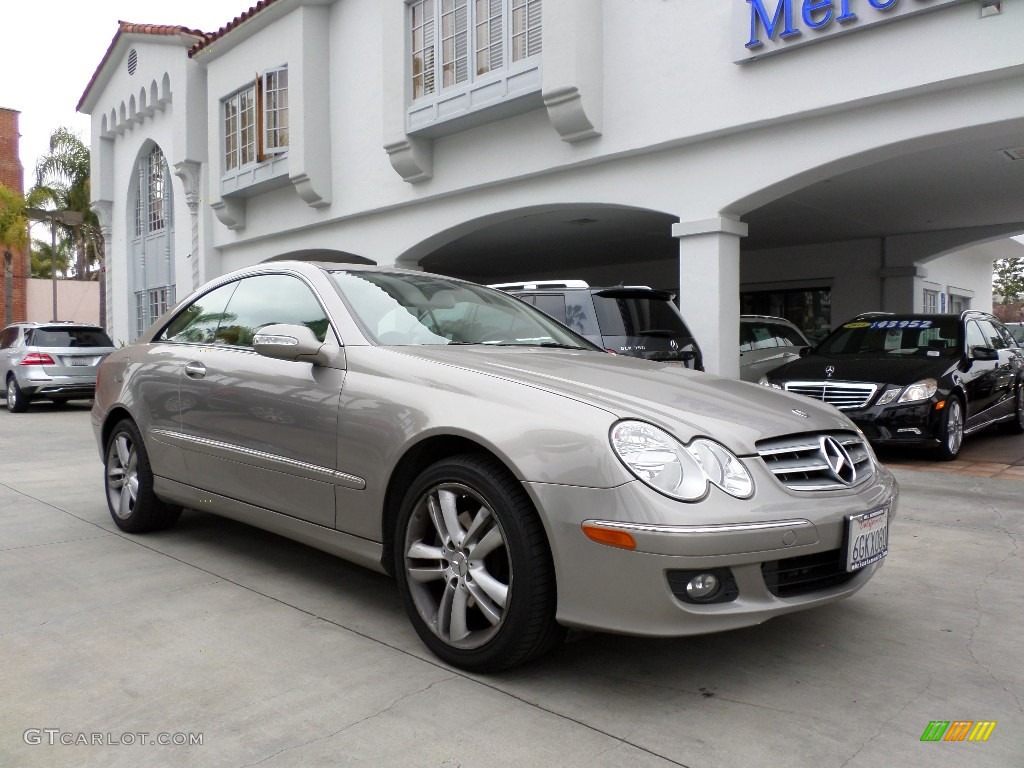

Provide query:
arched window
left=129, top=145, right=175, bottom=339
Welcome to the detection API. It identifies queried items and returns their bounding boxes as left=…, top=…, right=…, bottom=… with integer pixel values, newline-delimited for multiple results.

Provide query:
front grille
left=762, top=549, right=857, bottom=598
left=784, top=381, right=876, bottom=409
left=756, top=431, right=874, bottom=491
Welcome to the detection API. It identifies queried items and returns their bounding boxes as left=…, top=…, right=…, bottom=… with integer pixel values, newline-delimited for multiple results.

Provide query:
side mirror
left=799, top=346, right=814, bottom=358
left=970, top=345, right=998, bottom=362
left=253, top=324, right=339, bottom=366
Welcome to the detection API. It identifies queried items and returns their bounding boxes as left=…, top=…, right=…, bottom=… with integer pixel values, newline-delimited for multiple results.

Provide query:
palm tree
left=33, top=127, right=101, bottom=281
left=30, top=238, right=71, bottom=279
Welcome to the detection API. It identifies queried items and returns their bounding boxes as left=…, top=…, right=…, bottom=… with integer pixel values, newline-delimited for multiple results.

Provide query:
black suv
left=759, top=311, right=1024, bottom=460
left=489, top=280, right=704, bottom=370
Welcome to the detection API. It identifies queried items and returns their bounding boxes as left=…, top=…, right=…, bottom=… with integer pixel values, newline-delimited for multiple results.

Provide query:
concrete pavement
left=1, top=402, right=1022, bottom=767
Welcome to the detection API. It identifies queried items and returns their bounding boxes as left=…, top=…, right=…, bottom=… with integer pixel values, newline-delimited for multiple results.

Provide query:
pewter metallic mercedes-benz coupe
left=93, top=262, right=897, bottom=671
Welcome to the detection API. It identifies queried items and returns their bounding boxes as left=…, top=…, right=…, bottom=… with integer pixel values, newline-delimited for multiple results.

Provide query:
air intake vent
left=127, top=49, right=138, bottom=76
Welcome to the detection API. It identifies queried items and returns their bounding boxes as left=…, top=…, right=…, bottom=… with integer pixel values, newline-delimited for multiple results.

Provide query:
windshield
left=816, top=317, right=962, bottom=357
left=29, top=327, right=114, bottom=347
left=330, top=271, right=599, bottom=349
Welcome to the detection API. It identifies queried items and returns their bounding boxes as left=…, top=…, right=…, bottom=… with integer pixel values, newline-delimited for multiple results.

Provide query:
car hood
left=769, top=353, right=955, bottom=385
left=387, top=346, right=854, bottom=455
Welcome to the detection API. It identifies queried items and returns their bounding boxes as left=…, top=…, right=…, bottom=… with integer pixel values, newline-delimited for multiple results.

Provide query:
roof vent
left=999, top=147, right=1024, bottom=162
left=127, top=49, right=138, bottom=76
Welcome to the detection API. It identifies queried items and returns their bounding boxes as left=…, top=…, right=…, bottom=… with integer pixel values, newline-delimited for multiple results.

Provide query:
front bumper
left=526, top=461, right=898, bottom=637
left=844, top=400, right=942, bottom=445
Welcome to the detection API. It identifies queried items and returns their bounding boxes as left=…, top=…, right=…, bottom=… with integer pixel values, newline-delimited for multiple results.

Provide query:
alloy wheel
left=946, top=399, right=963, bottom=456
left=403, top=482, right=511, bottom=650
left=106, top=432, right=140, bottom=520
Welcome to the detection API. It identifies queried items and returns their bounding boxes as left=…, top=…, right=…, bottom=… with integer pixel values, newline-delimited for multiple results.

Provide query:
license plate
left=69, top=358, right=91, bottom=366
left=845, top=506, right=889, bottom=571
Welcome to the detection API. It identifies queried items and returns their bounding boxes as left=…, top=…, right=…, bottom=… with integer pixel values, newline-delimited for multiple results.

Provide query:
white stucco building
left=78, top=0, right=1024, bottom=374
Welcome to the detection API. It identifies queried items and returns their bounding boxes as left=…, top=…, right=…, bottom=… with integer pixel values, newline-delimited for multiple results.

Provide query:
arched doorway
left=128, top=144, right=175, bottom=339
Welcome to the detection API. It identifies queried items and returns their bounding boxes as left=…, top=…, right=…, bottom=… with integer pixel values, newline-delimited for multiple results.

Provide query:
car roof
left=6, top=321, right=102, bottom=329
left=741, top=314, right=800, bottom=323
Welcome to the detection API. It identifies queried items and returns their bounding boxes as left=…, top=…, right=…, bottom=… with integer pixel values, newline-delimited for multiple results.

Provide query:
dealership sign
left=735, top=0, right=972, bottom=62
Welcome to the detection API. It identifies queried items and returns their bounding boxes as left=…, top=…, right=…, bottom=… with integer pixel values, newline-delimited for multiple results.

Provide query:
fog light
left=685, top=573, right=720, bottom=601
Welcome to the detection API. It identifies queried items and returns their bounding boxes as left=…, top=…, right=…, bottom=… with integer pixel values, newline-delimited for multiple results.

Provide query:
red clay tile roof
left=189, top=0, right=283, bottom=58
left=77, top=21, right=209, bottom=113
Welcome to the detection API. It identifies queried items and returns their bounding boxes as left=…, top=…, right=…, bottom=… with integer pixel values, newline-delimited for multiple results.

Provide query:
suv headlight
left=897, top=378, right=937, bottom=404
left=758, top=375, right=782, bottom=389
left=610, top=421, right=754, bottom=501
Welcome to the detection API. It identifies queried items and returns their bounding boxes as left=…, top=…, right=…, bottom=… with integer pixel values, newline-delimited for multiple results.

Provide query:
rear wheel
left=104, top=419, right=182, bottom=532
left=6, top=376, right=29, bottom=413
left=936, top=397, right=963, bottom=461
left=1001, top=383, right=1024, bottom=435
left=394, top=454, right=563, bottom=672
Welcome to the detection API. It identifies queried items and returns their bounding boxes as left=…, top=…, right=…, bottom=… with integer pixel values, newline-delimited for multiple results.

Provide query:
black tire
left=104, top=418, right=182, bottom=532
left=394, top=454, right=563, bottom=672
left=1000, top=383, right=1024, bottom=435
left=936, top=396, right=964, bottom=461
left=6, top=376, right=30, bottom=413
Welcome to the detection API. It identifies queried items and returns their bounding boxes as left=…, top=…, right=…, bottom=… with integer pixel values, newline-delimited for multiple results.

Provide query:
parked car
left=759, top=311, right=1024, bottom=460
left=488, top=280, right=704, bottom=370
left=2, top=322, right=115, bottom=413
left=739, top=314, right=812, bottom=383
left=93, top=262, right=897, bottom=671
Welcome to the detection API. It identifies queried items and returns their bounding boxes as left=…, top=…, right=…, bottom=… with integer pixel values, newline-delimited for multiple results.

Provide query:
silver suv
left=490, top=280, right=704, bottom=370
left=739, top=315, right=812, bottom=383
left=2, top=322, right=115, bottom=412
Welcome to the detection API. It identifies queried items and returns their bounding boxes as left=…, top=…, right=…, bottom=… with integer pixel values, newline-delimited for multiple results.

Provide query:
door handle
left=184, top=362, right=207, bottom=379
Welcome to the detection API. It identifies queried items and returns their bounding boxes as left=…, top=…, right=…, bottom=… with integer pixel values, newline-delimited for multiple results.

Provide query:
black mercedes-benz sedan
left=759, top=312, right=1024, bottom=460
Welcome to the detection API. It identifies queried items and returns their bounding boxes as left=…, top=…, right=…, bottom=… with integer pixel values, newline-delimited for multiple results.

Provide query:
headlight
left=897, top=378, right=937, bottom=404
left=757, top=375, right=782, bottom=389
left=610, top=421, right=754, bottom=501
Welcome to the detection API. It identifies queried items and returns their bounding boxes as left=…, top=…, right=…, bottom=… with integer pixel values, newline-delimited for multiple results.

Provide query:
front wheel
left=394, top=454, right=563, bottom=672
left=104, top=419, right=182, bottom=532
left=936, top=397, right=964, bottom=461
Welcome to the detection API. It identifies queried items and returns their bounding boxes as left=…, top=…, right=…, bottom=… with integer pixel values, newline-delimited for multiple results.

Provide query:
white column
left=672, top=217, right=748, bottom=378
left=92, top=201, right=114, bottom=336
left=173, top=161, right=202, bottom=290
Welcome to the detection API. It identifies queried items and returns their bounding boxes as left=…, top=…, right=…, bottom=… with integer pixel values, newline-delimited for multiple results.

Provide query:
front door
left=163, top=272, right=344, bottom=528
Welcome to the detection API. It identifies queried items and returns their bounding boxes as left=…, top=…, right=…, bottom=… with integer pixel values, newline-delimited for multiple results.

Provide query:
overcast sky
left=1, top=0, right=248, bottom=187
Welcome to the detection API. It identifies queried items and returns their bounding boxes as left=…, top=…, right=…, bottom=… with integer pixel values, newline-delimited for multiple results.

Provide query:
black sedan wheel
left=395, top=454, right=563, bottom=671
left=104, top=419, right=182, bottom=532
left=936, top=398, right=963, bottom=461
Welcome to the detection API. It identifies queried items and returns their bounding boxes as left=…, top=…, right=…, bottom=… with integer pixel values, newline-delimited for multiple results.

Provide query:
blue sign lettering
left=803, top=0, right=834, bottom=28
left=746, top=0, right=801, bottom=49
left=739, top=0, right=968, bottom=63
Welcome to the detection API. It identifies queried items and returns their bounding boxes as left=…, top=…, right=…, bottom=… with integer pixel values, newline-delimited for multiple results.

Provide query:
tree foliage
left=30, top=238, right=71, bottom=279
left=993, top=257, right=1024, bottom=304
left=0, top=183, right=29, bottom=252
left=32, top=127, right=102, bottom=281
